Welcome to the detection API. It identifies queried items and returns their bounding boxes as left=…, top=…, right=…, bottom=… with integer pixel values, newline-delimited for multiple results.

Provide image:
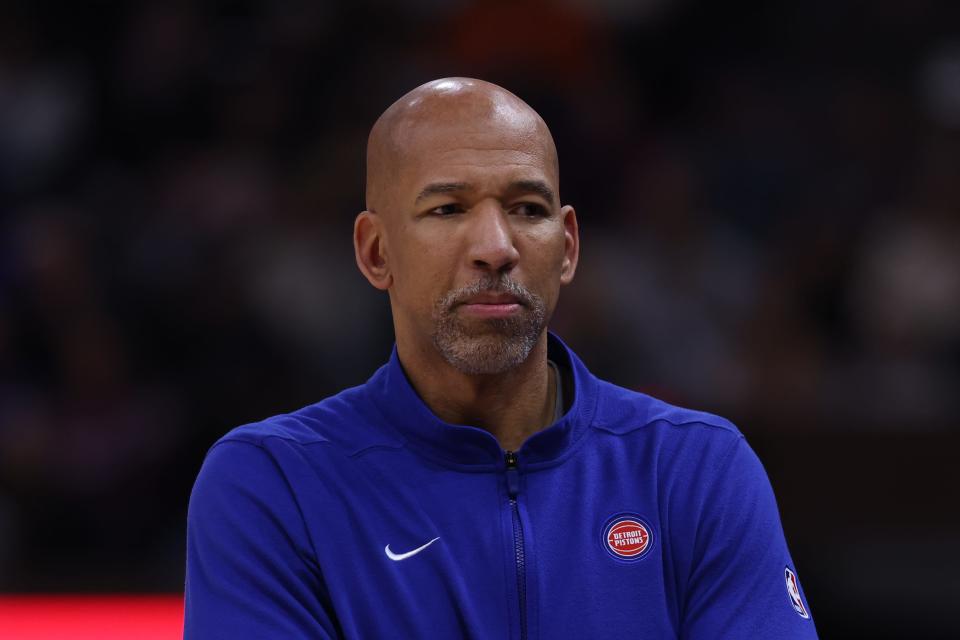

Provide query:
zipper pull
left=505, top=451, right=520, bottom=498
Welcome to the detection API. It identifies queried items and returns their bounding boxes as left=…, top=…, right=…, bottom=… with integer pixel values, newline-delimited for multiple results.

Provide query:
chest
left=297, top=450, right=685, bottom=640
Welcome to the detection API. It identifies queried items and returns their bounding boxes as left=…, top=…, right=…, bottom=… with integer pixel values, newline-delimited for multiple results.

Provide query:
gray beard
left=431, top=275, right=547, bottom=375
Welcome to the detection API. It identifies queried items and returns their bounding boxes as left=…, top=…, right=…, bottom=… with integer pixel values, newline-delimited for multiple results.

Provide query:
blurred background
left=1, top=0, right=958, bottom=637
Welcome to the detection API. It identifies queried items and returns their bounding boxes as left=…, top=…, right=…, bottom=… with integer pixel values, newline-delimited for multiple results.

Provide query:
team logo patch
left=784, top=567, right=809, bottom=619
left=601, top=514, right=654, bottom=561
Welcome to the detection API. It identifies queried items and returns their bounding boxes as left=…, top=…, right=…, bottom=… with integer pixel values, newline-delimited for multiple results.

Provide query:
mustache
left=440, top=275, right=536, bottom=310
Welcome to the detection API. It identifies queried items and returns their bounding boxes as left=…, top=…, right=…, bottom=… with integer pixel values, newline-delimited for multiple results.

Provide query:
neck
left=397, top=332, right=555, bottom=452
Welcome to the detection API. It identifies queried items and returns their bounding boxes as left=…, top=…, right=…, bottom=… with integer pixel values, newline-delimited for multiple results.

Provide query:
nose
left=466, top=201, right=520, bottom=274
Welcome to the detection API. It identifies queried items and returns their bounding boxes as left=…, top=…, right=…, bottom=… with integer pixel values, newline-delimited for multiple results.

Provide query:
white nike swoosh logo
left=384, top=536, right=440, bottom=561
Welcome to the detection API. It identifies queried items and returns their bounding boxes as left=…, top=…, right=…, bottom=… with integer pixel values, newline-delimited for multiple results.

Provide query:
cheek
left=389, top=231, right=457, bottom=303
left=520, top=225, right=568, bottom=277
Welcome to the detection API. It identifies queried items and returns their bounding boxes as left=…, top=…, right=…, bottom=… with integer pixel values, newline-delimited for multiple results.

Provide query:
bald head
left=365, top=78, right=559, bottom=213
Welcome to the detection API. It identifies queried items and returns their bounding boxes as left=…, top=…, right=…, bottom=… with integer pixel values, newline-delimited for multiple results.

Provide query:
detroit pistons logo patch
left=785, top=567, right=809, bottom=619
left=602, top=514, right=654, bottom=561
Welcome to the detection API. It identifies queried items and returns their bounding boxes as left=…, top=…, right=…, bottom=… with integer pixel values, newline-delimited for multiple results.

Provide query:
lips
left=460, top=292, right=523, bottom=306
left=459, top=301, right=522, bottom=319
left=454, top=291, right=525, bottom=319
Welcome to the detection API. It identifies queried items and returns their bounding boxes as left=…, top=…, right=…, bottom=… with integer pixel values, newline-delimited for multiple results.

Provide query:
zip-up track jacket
left=185, top=334, right=818, bottom=639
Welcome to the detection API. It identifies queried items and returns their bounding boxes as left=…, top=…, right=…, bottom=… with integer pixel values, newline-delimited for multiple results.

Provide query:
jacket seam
left=592, top=416, right=740, bottom=438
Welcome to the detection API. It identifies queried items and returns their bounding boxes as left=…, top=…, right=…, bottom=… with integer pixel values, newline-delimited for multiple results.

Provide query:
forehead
left=412, top=125, right=547, bottom=171
left=389, top=104, right=557, bottom=197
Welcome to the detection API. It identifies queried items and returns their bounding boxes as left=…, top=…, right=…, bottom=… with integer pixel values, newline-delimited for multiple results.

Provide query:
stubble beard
left=431, top=275, right=547, bottom=375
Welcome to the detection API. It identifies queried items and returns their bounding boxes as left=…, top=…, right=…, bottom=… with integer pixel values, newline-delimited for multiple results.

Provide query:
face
left=358, top=99, right=579, bottom=375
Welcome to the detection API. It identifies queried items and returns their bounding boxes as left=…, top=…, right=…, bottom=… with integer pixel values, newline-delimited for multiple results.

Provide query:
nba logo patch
left=784, top=566, right=809, bottom=618
left=601, top=514, right=654, bottom=562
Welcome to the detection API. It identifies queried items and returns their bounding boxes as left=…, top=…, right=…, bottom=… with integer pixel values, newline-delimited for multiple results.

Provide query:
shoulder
left=592, top=377, right=742, bottom=437
left=589, top=378, right=745, bottom=463
left=190, top=382, right=399, bottom=515
left=213, top=381, right=401, bottom=456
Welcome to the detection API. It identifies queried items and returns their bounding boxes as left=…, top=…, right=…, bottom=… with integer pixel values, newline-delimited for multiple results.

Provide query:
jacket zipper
left=505, top=450, right=527, bottom=640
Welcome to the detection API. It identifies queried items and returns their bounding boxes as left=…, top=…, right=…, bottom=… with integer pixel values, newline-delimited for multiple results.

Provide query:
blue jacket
left=185, top=334, right=817, bottom=638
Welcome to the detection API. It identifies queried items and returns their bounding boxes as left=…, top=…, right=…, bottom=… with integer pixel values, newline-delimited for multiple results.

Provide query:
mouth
left=461, top=292, right=523, bottom=306
left=455, top=292, right=525, bottom=319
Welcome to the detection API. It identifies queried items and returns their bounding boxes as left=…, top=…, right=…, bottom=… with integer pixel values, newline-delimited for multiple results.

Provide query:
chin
left=433, top=329, right=540, bottom=376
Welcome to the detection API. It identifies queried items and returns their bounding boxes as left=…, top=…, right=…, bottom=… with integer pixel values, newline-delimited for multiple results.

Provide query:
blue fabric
left=185, top=333, right=818, bottom=639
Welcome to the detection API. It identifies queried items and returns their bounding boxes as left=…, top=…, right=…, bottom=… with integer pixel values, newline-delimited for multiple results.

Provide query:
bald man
left=185, top=78, right=818, bottom=639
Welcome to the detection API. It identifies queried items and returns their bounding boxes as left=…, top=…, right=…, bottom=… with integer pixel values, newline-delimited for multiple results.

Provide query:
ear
left=559, top=205, right=580, bottom=285
left=354, top=210, right=392, bottom=290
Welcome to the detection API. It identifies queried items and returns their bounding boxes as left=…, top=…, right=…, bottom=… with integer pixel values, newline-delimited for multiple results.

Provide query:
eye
left=429, top=203, right=464, bottom=216
left=513, top=202, right=549, bottom=218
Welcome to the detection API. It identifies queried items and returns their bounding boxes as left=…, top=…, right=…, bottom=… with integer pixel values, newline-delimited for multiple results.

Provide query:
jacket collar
left=366, top=332, right=599, bottom=470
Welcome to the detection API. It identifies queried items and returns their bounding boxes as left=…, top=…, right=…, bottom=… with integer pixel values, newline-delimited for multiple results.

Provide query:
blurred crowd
left=0, top=0, right=958, bottom=620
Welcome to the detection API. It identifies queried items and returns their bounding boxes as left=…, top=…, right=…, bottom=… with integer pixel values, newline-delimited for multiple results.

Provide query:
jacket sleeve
left=681, top=436, right=818, bottom=639
left=184, top=439, right=340, bottom=639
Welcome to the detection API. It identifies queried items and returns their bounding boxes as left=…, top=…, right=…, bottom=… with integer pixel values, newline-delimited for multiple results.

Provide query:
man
left=185, top=78, right=817, bottom=638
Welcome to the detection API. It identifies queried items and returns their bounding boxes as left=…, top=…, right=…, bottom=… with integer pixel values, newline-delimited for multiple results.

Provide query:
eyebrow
left=414, top=180, right=556, bottom=204
left=415, top=182, right=470, bottom=204
left=510, top=179, right=556, bottom=205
